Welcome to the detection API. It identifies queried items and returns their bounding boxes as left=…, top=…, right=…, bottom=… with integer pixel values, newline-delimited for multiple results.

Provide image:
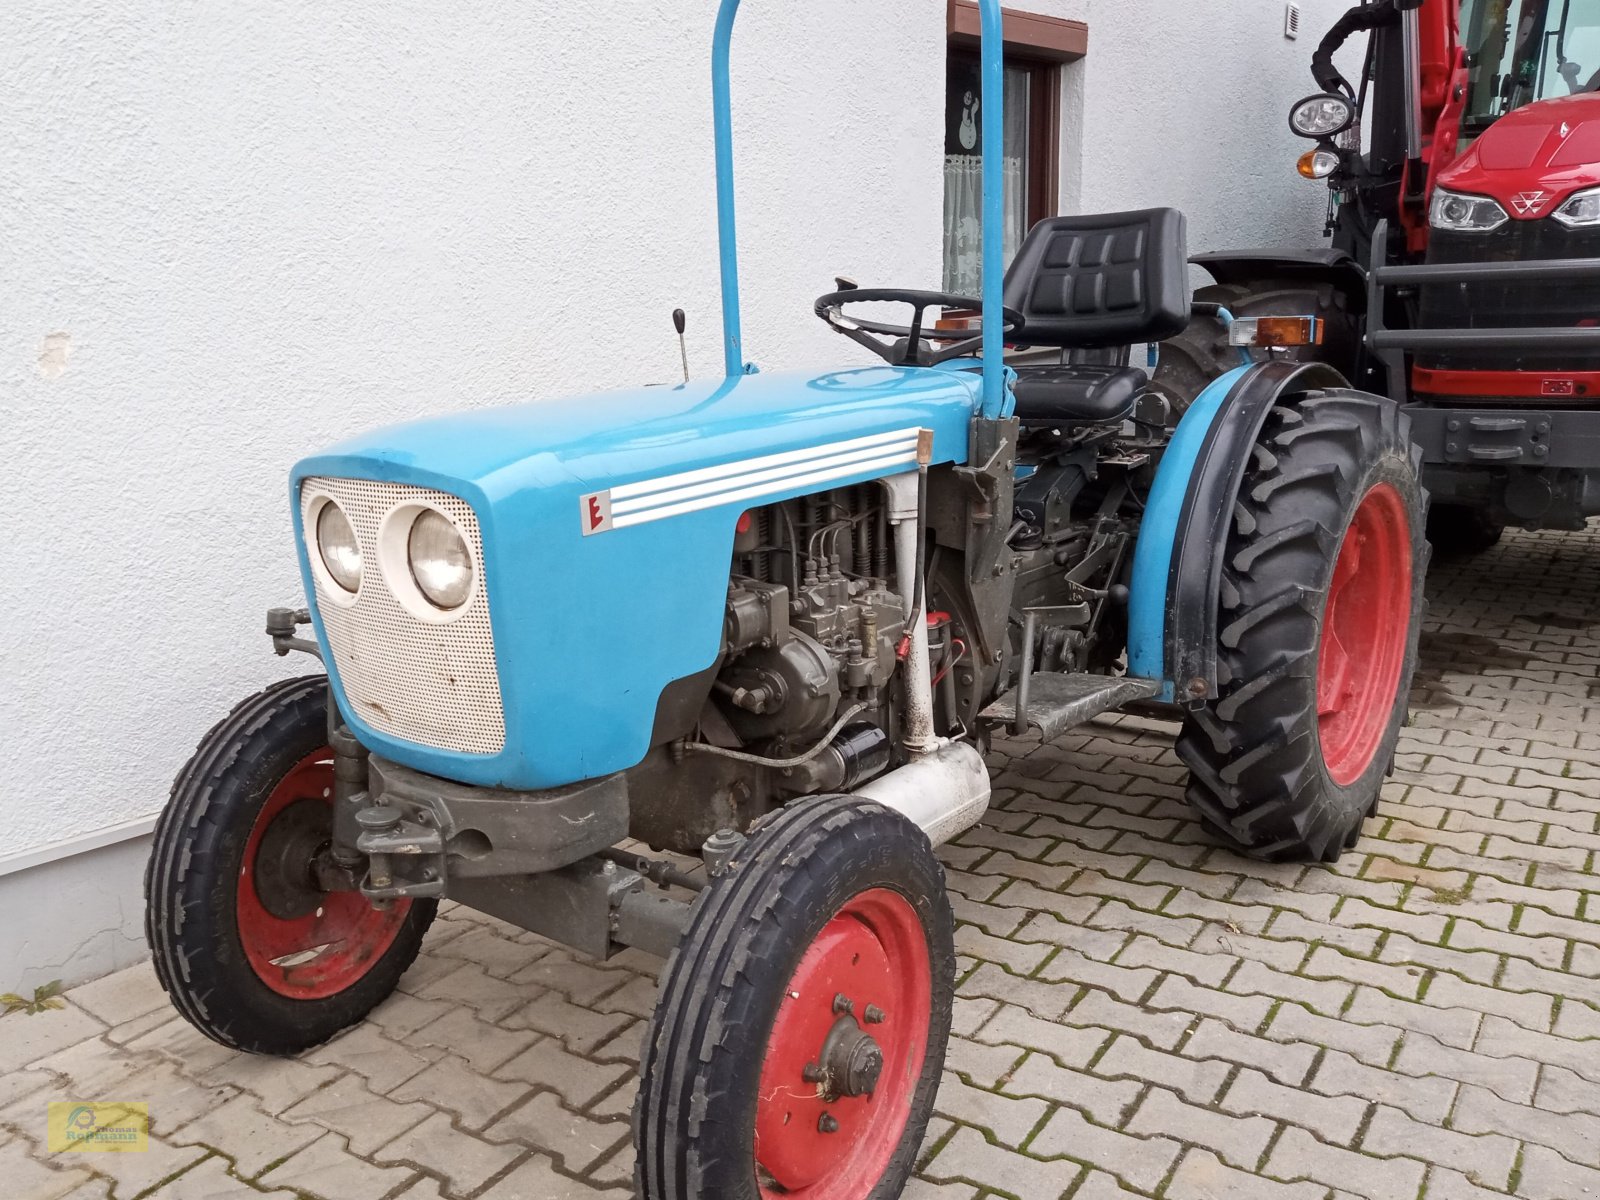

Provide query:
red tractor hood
left=1440, top=93, right=1600, bottom=218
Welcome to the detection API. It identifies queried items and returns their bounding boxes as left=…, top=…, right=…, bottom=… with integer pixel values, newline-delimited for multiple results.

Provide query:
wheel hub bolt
left=818, top=1113, right=840, bottom=1134
left=864, top=1004, right=887, bottom=1025
left=833, top=993, right=854, bottom=1016
left=802, top=1063, right=825, bottom=1084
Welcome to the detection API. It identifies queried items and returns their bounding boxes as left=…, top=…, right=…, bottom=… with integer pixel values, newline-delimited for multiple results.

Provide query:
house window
left=943, top=55, right=1039, bottom=295
left=942, top=3, right=1083, bottom=295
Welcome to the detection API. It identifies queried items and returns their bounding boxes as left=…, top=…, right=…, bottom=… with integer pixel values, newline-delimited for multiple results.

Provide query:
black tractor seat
left=1001, top=208, right=1192, bottom=428
left=1009, top=364, right=1144, bottom=426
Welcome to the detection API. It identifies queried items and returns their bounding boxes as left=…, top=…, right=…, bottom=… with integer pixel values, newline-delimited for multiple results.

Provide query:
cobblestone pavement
left=4, top=527, right=1598, bottom=1200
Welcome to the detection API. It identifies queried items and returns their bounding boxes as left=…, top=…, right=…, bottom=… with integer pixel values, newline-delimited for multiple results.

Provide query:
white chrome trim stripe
left=609, top=427, right=921, bottom=502
left=610, top=437, right=919, bottom=516
left=612, top=454, right=918, bottom=528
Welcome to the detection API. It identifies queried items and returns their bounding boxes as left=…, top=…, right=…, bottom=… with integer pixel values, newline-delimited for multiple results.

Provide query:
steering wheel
left=814, top=288, right=1025, bottom=367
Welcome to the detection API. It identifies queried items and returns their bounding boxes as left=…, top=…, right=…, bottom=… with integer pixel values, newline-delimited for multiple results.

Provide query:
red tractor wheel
left=1177, top=390, right=1428, bottom=862
left=636, top=796, right=954, bottom=1200
left=146, top=676, right=435, bottom=1054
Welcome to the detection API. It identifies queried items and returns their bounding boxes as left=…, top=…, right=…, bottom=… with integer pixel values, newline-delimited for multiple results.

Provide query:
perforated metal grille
left=301, top=477, right=506, bottom=754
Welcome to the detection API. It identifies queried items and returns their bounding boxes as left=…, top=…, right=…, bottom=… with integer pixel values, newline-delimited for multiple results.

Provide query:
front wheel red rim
left=753, top=888, right=931, bottom=1200
left=1317, top=482, right=1414, bottom=786
left=235, top=748, right=411, bottom=999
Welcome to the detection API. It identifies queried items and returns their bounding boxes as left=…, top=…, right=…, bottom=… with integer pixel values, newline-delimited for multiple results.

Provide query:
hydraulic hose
left=1313, top=0, right=1402, bottom=95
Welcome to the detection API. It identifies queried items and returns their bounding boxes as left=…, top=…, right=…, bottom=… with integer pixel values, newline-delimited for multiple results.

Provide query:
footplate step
left=981, top=674, right=1162, bottom=741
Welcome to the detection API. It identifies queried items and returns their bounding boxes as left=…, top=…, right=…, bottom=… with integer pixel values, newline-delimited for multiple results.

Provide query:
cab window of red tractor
left=1462, top=0, right=1600, bottom=140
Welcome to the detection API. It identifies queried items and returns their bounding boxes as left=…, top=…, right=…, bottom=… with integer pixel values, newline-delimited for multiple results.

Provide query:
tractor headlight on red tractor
left=1429, top=189, right=1509, bottom=233
left=1553, top=187, right=1600, bottom=229
left=1289, top=92, right=1355, bottom=139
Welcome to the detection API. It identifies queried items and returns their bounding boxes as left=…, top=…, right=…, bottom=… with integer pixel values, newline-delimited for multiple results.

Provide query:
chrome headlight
left=315, top=501, right=363, bottom=594
left=1553, top=186, right=1600, bottom=228
left=1290, top=92, right=1355, bottom=139
left=408, top=509, right=475, bottom=610
left=1430, top=189, right=1509, bottom=233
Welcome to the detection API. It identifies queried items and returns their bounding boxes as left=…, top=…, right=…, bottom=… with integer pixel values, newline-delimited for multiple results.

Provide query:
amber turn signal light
left=1228, top=317, right=1325, bottom=348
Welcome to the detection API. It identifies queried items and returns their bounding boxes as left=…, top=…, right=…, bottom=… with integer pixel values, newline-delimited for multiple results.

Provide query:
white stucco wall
left=4, top=0, right=1353, bottom=981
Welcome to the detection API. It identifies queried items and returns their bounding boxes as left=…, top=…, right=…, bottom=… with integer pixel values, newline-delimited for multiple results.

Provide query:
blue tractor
left=147, top=4, right=1427, bottom=1196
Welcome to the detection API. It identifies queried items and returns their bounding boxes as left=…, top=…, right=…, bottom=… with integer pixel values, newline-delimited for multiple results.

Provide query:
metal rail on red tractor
left=1366, top=218, right=1600, bottom=466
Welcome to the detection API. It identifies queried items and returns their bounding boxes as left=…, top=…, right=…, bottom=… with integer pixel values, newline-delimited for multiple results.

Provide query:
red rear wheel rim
left=1317, top=483, right=1413, bottom=786
left=236, top=748, right=411, bottom=999
left=754, top=888, right=931, bottom=1200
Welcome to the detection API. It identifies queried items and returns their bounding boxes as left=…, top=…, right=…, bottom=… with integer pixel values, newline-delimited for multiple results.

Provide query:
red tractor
left=1158, top=0, right=1600, bottom=553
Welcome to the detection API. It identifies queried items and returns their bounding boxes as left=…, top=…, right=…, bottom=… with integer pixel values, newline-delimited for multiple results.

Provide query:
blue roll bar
left=711, top=0, right=1009, bottom=419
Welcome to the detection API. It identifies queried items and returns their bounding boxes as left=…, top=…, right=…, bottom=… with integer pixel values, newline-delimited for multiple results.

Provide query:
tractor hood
left=290, top=365, right=981, bottom=791
left=1442, top=93, right=1600, bottom=217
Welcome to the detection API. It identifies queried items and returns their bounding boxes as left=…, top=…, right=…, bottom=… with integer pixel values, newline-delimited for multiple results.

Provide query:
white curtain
left=942, top=66, right=1032, bottom=296
left=941, top=154, right=1026, bottom=297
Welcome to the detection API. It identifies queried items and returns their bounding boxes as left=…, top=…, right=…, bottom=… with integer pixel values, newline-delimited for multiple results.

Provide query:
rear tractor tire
left=145, top=675, right=436, bottom=1054
left=636, top=795, right=955, bottom=1200
left=1176, top=390, right=1428, bottom=862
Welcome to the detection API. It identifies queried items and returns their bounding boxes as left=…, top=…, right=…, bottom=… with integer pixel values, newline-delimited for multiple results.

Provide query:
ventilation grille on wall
left=1285, top=3, right=1302, bottom=39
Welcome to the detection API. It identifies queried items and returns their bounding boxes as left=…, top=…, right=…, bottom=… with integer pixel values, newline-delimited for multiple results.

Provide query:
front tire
left=636, top=796, right=955, bottom=1200
left=1176, top=391, right=1428, bottom=861
left=145, top=675, right=436, bottom=1055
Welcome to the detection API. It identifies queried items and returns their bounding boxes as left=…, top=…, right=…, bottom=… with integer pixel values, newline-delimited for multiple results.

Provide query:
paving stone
left=1264, top=1125, right=1426, bottom=1200
left=478, top=1150, right=631, bottom=1198
left=303, top=1022, right=437, bottom=1094
left=390, top=1054, right=533, bottom=1130
left=1028, top=1106, right=1181, bottom=1194
left=1453, top=1084, right=1599, bottom=1169
left=954, top=923, right=1054, bottom=975
left=408, top=1008, right=539, bottom=1074
left=260, top=1130, right=419, bottom=1200
left=1113, top=935, right=1233, bottom=987
left=1533, top=1062, right=1600, bottom=1115
left=1001, top=1053, right=1139, bottom=1126
left=924, top=1125, right=1082, bottom=1199
left=958, top=962, right=1075, bottom=1021
left=944, top=1036, right=1024, bottom=1090
left=972, top=1003, right=1108, bottom=1069
left=1147, top=974, right=1273, bottom=1031
left=1516, top=1143, right=1600, bottom=1200
left=365, top=992, right=459, bottom=1039
left=192, top=1049, right=345, bottom=1116
left=0, top=1006, right=108, bottom=1075
left=1093, top=1034, right=1229, bottom=1105
left=933, top=1072, right=1049, bottom=1149
left=372, top=1110, right=523, bottom=1194
left=491, top=1038, right=631, bottom=1109
left=1310, top=1050, right=1457, bottom=1124
left=1036, top=949, right=1158, bottom=1003
left=1229, top=960, right=1353, bottom=1016
left=1344, top=986, right=1482, bottom=1050
left=151, top=1153, right=306, bottom=1199
left=62, top=963, right=168, bottom=1027
left=1222, top=1067, right=1367, bottom=1144
left=1066, top=988, right=1192, bottom=1050
left=1183, top=1019, right=1318, bottom=1087
left=1475, top=1013, right=1600, bottom=1083
left=1167, top=1148, right=1330, bottom=1200
left=1421, top=970, right=1556, bottom=1031
left=483, top=1091, right=628, bottom=1175
left=1125, top=1087, right=1276, bottom=1171
left=280, top=1074, right=433, bottom=1155
left=170, top=1093, right=325, bottom=1177
left=115, top=1059, right=241, bottom=1133
left=1361, top=1104, right=1517, bottom=1190
left=1390, top=1030, right=1539, bottom=1102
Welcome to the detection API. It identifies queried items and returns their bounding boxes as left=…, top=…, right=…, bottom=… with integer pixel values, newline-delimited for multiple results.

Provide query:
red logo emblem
left=580, top=491, right=613, bottom=535
left=1511, top=191, right=1550, bottom=216
left=1543, top=378, right=1577, bottom=396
